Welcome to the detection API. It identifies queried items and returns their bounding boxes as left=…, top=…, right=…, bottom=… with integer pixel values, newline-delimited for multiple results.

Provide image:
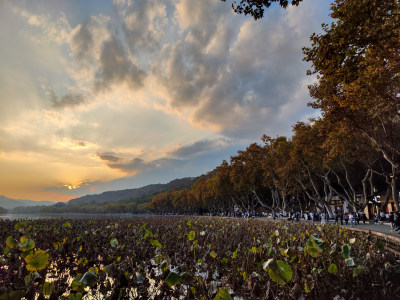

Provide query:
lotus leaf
left=328, top=263, right=338, bottom=274
left=42, top=282, right=55, bottom=296
left=342, top=244, right=351, bottom=259
left=165, top=272, right=182, bottom=286
left=19, top=236, right=35, bottom=252
left=188, top=231, right=195, bottom=241
left=110, top=238, right=118, bottom=247
left=25, top=249, right=49, bottom=272
left=213, top=287, right=232, bottom=300
left=265, top=259, right=293, bottom=286
left=6, top=236, right=17, bottom=249
left=150, top=239, right=162, bottom=248
left=79, top=270, right=97, bottom=286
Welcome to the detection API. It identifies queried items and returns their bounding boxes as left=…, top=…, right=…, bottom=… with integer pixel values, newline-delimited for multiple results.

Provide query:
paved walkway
left=340, top=221, right=399, bottom=237
left=263, top=216, right=400, bottom=239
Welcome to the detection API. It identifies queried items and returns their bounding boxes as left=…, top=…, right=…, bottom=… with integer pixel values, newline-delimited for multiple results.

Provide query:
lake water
left=0, top=213, right=147, bottom=220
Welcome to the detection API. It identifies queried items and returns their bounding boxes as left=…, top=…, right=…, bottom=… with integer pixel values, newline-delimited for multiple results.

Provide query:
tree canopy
left=222, top=0, right=303, bottom=20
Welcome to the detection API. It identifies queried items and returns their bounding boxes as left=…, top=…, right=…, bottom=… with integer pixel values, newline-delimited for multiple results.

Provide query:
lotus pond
left=1, top=217, right=399, bottom=299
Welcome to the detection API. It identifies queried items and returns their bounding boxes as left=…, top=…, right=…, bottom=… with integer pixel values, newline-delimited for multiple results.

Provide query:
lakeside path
left=260, top=216, right=400, bottom=255
left=260, top=216, right=399, bottom=237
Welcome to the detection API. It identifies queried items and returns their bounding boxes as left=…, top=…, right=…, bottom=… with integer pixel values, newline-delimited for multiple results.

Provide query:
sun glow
left=62, top=181, right=88, bottom=190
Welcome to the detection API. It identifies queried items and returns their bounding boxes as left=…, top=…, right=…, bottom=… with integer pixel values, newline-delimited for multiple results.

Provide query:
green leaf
left=6, top=237, right=17, bottom=249
left=213, top=287, right=232, bottom=300
left=19, top=236, right=35, bottom=252
left=150, top=239, right=162, bottom=249
left=0, top=290, right=26, bottom=300
left=328, top=263, right=338, bottom=274
left=304, top=281, right=310, bottom=293
left=79, top=271, right=97, bottom=286
left=71, top=274, right=83, bottom=291
left=188, top=231, right=195, bottom=241
left=165, top=272, right=182, bottom=286
left=250, top=247, right=258, bottom=254
left=232, top=248, right=238, bottom=259
left=25, top=249, right=49, bottom=272
left=341, top=244, right=351, bottom=259
left=345, top=257, right=355, bottom=267
left=110, top=238, right=118, bottom=248
left=186, top=220, right=192, bottom=227
left=3, top=247, right=11, bottom=256
left=264, top=259, right=292, bottom=286
left=63, top=221, right=71, bottom=228
left=143, top=230, right=153, bottom=239
left=352, top=265, right=364, bottom=277
left=68, top=292, right=83, bottom=300
left=221, top=257, right=228, bottom=264
left=304, top=235, right=326, bottom=258
left=375, top=240, right=384, bottom=251
left=42, top=281, right=55, bottom=296
left=24, top=271, right=41, bottom=285
left=310, top=235, right=326, bottom=248
left=210, top=251, right=217, bottom=258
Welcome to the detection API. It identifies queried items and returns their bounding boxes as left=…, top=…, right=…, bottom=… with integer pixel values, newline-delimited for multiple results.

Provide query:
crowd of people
left=333, top=211, right=367, bottom=226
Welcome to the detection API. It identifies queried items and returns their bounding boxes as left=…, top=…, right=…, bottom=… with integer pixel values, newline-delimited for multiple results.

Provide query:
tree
left=230, top=143, right=266, bottom=212
left=221, top=0, right=303, bottom=20
left=303, top=0, right=400, bottom=210
left=261, top=136, right=298, bottom=213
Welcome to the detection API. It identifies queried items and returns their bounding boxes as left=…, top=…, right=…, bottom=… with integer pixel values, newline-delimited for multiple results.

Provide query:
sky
left=0, top=0, right=332, bottom=202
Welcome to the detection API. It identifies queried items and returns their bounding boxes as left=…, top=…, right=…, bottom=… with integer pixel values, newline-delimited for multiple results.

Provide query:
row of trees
left=148, top=121, right=394, bottom=215
left=147, top=0, right=400, bottom=215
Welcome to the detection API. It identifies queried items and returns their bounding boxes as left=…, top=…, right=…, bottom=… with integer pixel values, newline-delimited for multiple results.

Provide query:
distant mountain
left=68, top=177, right=197, bottom=205
left=0, top=196, right=54, bottom=210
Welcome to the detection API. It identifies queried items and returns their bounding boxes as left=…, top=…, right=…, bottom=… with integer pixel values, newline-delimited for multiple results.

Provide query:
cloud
left=118, top=0, right=167, bottom=53
left=167, top=138, right=227, bottom=158
left=108, top=157, right=154, bottom=173
left=94, top=35, right=146, bottom=92
left=97, top=152, right=155, bottom=174
left=97, top=152, right=121, bottom=163
left=151, top=0, right=326, bottom=139
left=49, top=90, right=87, bottom=109
left=69, top=15, right=111, bottom=71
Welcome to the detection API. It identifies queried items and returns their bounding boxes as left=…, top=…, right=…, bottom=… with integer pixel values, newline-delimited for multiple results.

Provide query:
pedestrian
left=362, top=212, right=366, bottom=224
left=349, top=213, right=355, bottom=227
left=389, top=212, right=395, bottom=230
left=380, top=211, right=385, bottom=222
left=344, top=213, right=349, bottom=225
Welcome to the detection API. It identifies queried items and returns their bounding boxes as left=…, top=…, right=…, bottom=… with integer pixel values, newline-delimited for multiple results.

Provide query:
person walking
left=349, top=213, right=355, bottom=227
left=361, top=211, right=366, bottom=224
left=356, top=212, right=360, bottom=225
left=389, top=212, right=395, bottom=230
